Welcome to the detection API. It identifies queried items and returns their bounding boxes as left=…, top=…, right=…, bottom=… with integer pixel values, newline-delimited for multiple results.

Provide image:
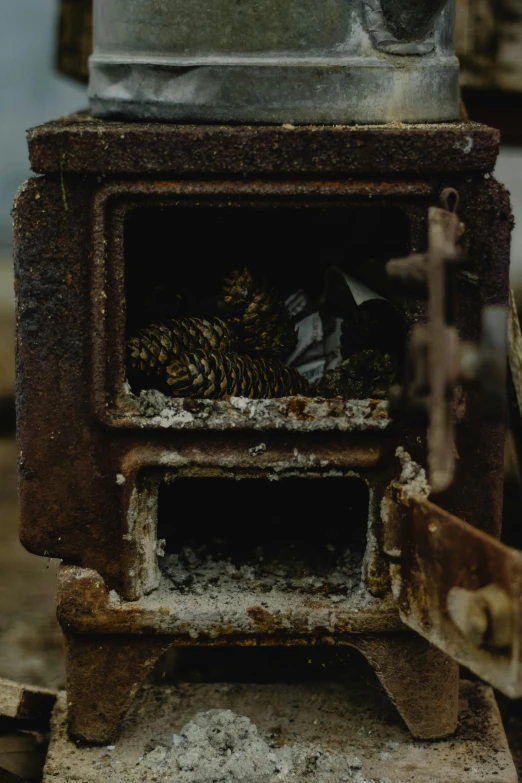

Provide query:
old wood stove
left=14, top=117, right=514, bottom=744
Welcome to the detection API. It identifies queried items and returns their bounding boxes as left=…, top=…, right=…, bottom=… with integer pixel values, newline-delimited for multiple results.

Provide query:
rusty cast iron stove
left=14, top=116, right=514, bottom=745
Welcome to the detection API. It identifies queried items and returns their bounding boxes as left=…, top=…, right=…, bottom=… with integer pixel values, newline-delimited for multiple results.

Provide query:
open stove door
left=384, top=186, right=521, bottom=696
left=387, top=493, right=522, bottom=698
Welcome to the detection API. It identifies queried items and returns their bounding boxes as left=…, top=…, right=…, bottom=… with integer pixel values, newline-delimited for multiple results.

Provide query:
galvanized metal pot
left=89, top=0, right=459, bottom=124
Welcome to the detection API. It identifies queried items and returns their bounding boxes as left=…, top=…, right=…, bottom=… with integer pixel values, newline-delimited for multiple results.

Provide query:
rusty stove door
left=384, top=185, right=520, bottom=696
left=387, top=494, right=522, bottom=698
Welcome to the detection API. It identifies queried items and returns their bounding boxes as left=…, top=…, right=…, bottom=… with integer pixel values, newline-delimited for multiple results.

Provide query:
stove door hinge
left=385, top=491, right=522, bottom=698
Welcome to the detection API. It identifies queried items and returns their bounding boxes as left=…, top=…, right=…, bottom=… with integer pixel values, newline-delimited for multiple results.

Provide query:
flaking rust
left=14, top=119, right=511, bottom=744
left=123, top=393, right=391, bottom=432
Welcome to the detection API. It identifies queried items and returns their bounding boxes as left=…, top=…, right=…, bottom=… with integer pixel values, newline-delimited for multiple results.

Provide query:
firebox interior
left=125, top=204, right=410, bottom=332
left=157, top=476, right=369, bottom=595
left=124, top=203, right=410, bottom=401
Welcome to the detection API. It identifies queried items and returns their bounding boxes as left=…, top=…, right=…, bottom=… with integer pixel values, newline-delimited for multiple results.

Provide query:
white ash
left=161, top=545, right=364, bottom=597
left=115, top=388, right=391, bottom=433
left=122, top=709, right=377, bottom=783
left=394, top=447, right=430, bottom=500
left=150, top=543, right=378, bottom=639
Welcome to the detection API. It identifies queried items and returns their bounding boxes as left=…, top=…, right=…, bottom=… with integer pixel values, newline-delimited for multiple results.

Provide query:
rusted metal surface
left=13, top=119, right=511, bottom=743
left=388, top=190, right=466, bottom=492
left=356, top=633, right=459, bottom=740
left=56, top=566, right=403, bottom=638
left=389, top=495, right=522, bottom=699
left=14, top=168, right=510, bottom=588
left=91, top=179, right=426, bottom=439
left=388, top=190, right=508, bottom=493
left=27, top=115, right=500, bottom=177
left=64, top=632, right=174, bottom=744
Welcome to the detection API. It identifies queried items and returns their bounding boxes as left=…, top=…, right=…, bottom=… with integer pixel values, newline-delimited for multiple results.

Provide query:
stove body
left=14, top=117, right=511, bottom=744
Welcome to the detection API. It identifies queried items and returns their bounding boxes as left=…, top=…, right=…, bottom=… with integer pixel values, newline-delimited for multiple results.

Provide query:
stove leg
left=64, top=632, right=173, bottom=744
left=63, top=631, right=458, bottom=743
left=357, top=633, right=459, bottom=739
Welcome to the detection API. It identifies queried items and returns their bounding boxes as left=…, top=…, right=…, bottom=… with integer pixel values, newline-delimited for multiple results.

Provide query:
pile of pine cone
left=128, top=269, right=308, bottom=399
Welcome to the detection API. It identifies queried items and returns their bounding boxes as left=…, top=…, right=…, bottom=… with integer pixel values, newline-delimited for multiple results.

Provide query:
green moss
left=317, top=350, right=399, bottom=399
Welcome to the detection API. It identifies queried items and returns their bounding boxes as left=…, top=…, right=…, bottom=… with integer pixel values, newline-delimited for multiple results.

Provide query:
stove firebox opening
left=124, top=205, right=410, bottom=404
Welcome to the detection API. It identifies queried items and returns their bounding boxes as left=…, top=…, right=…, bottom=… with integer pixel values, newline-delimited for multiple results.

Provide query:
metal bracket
left=388, top=190, right=507, bottom=493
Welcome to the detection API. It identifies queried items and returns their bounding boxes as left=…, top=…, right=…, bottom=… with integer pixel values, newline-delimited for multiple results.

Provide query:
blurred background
left=1, top=1, right=522, bottom=778
left=0, top=0, right=88, bottom=691
left=0, top=1, right=89, bottom=702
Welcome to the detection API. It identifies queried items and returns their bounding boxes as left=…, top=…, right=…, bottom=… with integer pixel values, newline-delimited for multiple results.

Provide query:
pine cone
left=223, top=268, right=297, bottom=359
left=165, top=351, right=309, bottom=399
left=127, top=317, right=234, bottom=379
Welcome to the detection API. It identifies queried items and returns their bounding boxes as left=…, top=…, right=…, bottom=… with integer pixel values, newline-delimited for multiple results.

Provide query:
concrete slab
left=44, top=680, right=516, bottom=782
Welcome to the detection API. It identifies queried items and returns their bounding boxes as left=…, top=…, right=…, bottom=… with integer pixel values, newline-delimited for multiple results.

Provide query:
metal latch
left=387, top=189, right=507, bottom=493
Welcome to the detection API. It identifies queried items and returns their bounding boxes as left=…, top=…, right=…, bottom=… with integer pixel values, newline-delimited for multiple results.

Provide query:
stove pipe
left=89, top=0, right=459, bottom=125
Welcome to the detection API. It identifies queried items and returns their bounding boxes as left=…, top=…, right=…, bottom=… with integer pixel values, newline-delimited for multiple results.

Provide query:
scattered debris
left=394, top=447, right=431, bottom=501
left=134, top=709, right=372, bottom=782
left=248, top=443, right=267, bottom=457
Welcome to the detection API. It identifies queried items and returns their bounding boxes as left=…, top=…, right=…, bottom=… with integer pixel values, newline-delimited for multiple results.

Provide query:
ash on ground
left=45, top=682, right=517, bottom=783
left=161, top=543, right=363, bottom=597
left=113, top=709, right=374, bottom=783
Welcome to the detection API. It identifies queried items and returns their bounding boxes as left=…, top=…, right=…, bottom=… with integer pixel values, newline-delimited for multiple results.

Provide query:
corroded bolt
left=447, top=584, right=513, bottom=649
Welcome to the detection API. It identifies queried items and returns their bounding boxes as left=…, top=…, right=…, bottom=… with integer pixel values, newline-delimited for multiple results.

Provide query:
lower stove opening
left=152, top=645, right=379, bottom=686
left=157, top=476, right=369, bottom=597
